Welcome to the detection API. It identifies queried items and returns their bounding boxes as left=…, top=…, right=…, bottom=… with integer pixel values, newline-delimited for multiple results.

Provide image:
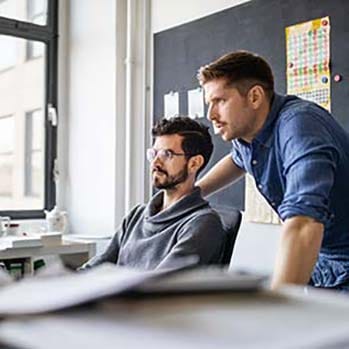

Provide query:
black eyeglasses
left=146, top=148, right=190, bottom=162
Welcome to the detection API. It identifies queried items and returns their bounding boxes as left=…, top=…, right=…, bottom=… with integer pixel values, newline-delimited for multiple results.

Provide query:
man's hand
left=271, top=216, right=324, bottom=290
left=196, top=154, right=244, bottom=197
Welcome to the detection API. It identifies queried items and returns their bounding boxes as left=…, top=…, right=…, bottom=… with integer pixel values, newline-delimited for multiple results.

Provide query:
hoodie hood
left=143, top=187, right=209, bottom=233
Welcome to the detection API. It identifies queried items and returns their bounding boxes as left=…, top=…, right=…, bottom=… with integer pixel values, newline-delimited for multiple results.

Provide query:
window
left=25, top=109, right=44, bottom=198
left=0, top=0, right=58, bottom=218
left=0, top=115, right=14, bottom=197
left=0, top=0, right=48, bottom=25
left=26, top=0, right=47, bottom=59
left=27, top=38, right=45, bottom=61
left=27, top=0, right=47, bottom=25
left=0, top=34, right=16, bottom=71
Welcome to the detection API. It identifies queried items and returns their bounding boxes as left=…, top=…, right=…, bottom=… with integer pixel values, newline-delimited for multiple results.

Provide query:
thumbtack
left=334, top=74, right=342, bottom=82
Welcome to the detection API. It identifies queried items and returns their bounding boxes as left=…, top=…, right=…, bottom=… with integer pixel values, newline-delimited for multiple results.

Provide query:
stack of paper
left=40, top=232, right=62, bottom=246
left=0, top=236, right=42, bottom=249
left=0, top=233, right=64, bottom=250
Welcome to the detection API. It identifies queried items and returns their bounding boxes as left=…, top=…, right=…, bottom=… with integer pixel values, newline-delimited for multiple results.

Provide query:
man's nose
left=207, top=103, right=217, bottom=121
left=151, top=154, right=162, bottom=167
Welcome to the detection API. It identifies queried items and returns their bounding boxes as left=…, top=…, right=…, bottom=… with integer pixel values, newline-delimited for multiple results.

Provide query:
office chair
left=211, top=205, right=242, bottom=266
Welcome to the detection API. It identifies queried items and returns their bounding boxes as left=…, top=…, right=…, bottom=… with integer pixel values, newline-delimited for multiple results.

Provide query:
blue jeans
left=308, top=279, right=349, bottom=293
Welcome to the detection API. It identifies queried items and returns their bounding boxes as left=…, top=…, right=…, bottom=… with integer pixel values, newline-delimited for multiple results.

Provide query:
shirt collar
left=252, top=93, right=289, bottom=147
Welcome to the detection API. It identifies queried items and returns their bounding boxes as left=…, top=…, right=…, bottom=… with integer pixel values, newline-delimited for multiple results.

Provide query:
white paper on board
left=187, top=88, right=204, bottom=119
left=164, top=91, right=179, bottom=118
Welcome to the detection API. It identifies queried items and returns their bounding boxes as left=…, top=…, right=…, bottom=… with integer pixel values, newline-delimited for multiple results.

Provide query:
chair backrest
left=211, top=205, right=242, bottom=266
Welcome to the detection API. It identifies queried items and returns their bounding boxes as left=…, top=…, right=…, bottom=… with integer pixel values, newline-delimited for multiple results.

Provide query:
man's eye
left=164, top=150, right=173, bottom=158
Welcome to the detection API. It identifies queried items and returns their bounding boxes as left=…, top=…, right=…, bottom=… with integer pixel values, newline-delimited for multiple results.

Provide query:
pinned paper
left=286, top=16, right=331, bottom=111
left=188, top=88, right=204, bottom=119
left=164, top=91, right=179, bottom=119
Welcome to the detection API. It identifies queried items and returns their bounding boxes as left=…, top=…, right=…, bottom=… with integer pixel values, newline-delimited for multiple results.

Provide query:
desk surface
left=0, top=237, right=96, bottom=259
left=0, top=238, right=96, bottom=275
left=0, top=286, right=349, bottom=349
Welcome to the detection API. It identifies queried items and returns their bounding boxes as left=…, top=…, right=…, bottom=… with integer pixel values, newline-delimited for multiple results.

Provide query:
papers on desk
left=0, top=233, right=62, bottom=250
left=0, top=265, right=265, bottom=315
left=0, top=236, right=43, bottom=250
left=39, top=232, right=62, bottom=246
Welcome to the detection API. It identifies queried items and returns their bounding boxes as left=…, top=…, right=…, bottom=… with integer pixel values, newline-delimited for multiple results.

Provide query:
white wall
left=61, top=0, right=149, bottom=237
left=151, top=0, right=281, bottom=274
left=64, top=0, right=117, bottom=235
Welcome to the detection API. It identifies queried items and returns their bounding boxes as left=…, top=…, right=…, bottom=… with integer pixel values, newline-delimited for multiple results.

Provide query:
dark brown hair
left=197, top=51, right=274, bottom=100
left=152, top=116, right=213, bottom=176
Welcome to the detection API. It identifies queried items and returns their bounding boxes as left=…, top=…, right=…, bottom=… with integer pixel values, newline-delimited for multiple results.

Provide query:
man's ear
left=188, top=154, right=204, bottom=175
left=248, top=85, right=265, bottom=109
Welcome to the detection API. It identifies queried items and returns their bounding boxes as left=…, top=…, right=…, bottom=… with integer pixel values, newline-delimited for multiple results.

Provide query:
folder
left=0, top=264, right=265, bottom=315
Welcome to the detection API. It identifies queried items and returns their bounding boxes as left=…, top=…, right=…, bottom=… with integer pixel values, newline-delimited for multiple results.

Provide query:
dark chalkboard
left=153, top=0, right=349, bottom=210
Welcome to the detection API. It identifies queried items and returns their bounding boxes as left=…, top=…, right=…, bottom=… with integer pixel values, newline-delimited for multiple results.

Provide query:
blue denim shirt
left=231, top=94, right=349, bottom=288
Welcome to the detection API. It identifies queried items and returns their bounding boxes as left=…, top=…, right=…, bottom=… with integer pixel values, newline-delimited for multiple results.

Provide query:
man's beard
left=152, top=165, right=189, bottom=190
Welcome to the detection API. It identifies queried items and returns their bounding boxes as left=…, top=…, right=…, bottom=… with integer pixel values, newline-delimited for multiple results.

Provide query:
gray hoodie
left=83, top=187, right=226, bottom=270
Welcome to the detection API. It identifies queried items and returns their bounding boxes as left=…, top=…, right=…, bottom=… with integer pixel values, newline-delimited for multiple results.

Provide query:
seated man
left=82, top=116, right=225, bottom=271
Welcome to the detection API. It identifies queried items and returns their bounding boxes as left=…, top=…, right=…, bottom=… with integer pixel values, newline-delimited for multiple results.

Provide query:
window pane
left=27, top=150, right=43, bottom=197
left=0, top=35, right=17, bottom=71
left=0, top=116, right=14, bottom=197
left=25, top=110, right=44, bottom=198
left=31, top=110, right=44, bottom=150
left=0, top=35, right=46, bottom=210
left=0, top=0, right=17, bottom=20
left=0, top=0, right=47, bottom=26
left=0, top=116, right=14, bottom=153
left=27, top=40, right=44, bottom=61
left=0, top=154, right=13, bottom=197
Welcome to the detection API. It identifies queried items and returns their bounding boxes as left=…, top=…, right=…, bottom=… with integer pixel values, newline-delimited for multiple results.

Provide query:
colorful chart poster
left=286, top=17, right=331, bottom=111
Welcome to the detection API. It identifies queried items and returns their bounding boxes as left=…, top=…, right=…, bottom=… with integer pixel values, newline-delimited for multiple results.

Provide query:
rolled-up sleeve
left=277, top=111, right=339, bottom=226
left=231, top=142, right=245, bottom=170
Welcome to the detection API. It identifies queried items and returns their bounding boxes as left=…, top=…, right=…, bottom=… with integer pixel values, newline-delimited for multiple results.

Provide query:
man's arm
left=273, top=107, right=340, bottom=288
left=196, top=154, right=245, bottom=197
left=271, top=215, right=324, bottom=289
left=78, top=231, right=121, bottom=270
left=79, top=205, right=142, bottom=270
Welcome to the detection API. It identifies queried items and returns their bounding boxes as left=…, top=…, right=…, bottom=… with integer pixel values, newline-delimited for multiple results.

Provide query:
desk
left=0, top=286, right=349, bottom=348
left=0, top=238, right=96, bottom=274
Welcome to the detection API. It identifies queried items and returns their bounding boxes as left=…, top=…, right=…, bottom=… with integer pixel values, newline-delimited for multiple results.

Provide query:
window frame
left=0, top=0, right=58, bottom=219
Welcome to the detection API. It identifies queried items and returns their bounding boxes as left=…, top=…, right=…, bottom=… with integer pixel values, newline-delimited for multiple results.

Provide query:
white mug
left=45, top=207, right=68, bottom=233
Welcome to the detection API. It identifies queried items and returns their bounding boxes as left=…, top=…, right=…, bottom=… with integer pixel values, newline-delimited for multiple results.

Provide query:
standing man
left=82, top=116, right=225, bottom=271
left=197, top=50, right=349, bottom=290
